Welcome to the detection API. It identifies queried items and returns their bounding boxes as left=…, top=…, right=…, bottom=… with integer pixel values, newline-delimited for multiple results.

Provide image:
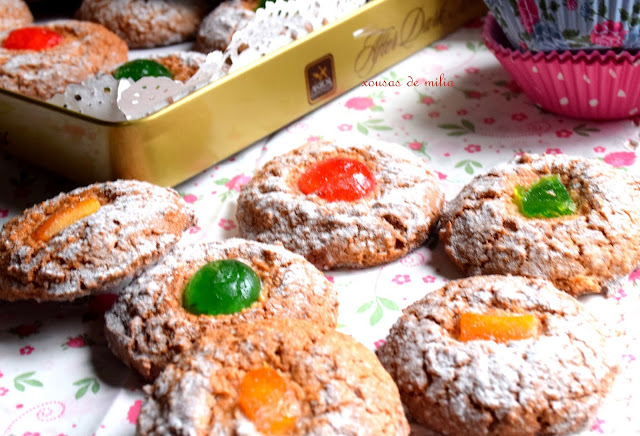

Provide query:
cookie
left=0, top=20, right=128, bottom=100
left=149, top=52, right=207, bottom=82
left=138, top=318, right=410, bottom=435
left=195, top=0, right=256, bottom=53
left=105, top=238, right=338, bottom=380
left=0, top=0, right=33, bottom=32
left=237, top=138, right=444, bottom=270
left=376, top=275, right=619, bottom=436
left=0, top=180, right=196, bottom=302
left=439, top=153, right=640, bottom=296
left=75, top=0, right=211, bottom=48
left=113, top=52, right=208, bottom=83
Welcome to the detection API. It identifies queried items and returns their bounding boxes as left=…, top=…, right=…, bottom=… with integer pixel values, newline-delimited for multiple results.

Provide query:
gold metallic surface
left=0, top=0, right=486, bottom=186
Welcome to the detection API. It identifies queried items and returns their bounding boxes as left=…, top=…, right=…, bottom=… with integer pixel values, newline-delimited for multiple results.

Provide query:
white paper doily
left=47, top=51, right=227, bottom=121
left=47, top=0, right=365, bottom=121
left=224, top=0, right=366, bottom=71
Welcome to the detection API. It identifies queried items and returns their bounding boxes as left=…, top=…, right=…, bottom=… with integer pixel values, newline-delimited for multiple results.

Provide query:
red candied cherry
left=298, top=158, right=376, bottom=202
left=3, top=27, right=64, bottom=51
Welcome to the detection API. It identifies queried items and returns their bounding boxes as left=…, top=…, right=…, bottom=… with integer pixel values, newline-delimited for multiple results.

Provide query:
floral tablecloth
left=1, top=18, right=639, bottom=436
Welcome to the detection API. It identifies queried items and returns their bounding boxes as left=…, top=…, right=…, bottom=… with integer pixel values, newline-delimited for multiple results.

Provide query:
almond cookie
left=113, top=51, right=208, bottom=83
left=195, top=0, right=257, bottom=53
left=439, top=153, right=640, bottom=296
left=0, top=20, right=127, bottom=100
left=149, top=52, right=207, bottom=82
left=0, top=180, right=196, bottom=302
left=76, top=0, right=211, bottom=48
left=377, top=275, right=619, bottom=436
left=105, top=238, right=338, bottom=380
left=237, top=139, right=444, bottom=270
left=138, top=318, right=409, bottom=435
left=0, top=0, right=33, bottom=32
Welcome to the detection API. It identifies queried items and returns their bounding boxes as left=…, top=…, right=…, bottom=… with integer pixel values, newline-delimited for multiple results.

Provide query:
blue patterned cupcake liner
left=484, top=0, right=640, bottom=51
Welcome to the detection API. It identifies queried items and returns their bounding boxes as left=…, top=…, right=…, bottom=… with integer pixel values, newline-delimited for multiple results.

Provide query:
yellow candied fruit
left=33, top=197, right=101, bottom=242
left=238, top=366, right=298, bottom=434
left=459, top=311, right=540, bottom=343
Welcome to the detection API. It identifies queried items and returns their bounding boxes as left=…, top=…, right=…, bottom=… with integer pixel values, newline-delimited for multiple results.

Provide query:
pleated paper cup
left=484, top=0, right=640, bottom=52
left=485, top=14, right=640, bottom=120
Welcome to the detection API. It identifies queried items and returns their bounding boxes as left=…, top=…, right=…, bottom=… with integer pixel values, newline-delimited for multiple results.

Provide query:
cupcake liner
left=484, top=0, right=640, bottom=52
left=484, top=14, right=640, bottom=120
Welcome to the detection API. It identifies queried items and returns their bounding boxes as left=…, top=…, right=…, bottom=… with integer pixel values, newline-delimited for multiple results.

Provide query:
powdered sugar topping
left=377, top=275, right=620, bottom=435
left=237, top=138, right=443, bottom=268
left=440, top=153, right=640, bottom=295
left=1, top=179, right=194, bottom=298
left=104, top=238, right=337, bottom=379
left=138, top=319, right=408, bottom=435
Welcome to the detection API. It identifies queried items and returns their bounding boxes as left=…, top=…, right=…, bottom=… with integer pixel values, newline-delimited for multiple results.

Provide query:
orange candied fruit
left=459, top=312, right=540, bottom=343
left=297, top=157, right=376, bottom=202
left=33, top=198, right=101, bottom=242
left=238, top=366, right=298, bottom=434
left=3, top=27, right=64, bottom=51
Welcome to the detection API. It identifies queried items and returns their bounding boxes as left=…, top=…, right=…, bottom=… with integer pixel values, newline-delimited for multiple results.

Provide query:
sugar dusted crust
left=0, top=0, right=33, bottom=32
left=439, top=153, right=640, bottom=296
left=0, top=180, right=196, bottom=302
left=138, top=319, right=409, bottom=435
left=105, top=238, right=339, bottom=380
left=377, top=275, right=620, bottom=436
left=236, top=139, right=444, bottom=270
left=76, top=0, right=211, bottom=48
left=195, top=0, right=256, bottom=53
left=0, top=20, right=128, bottom=100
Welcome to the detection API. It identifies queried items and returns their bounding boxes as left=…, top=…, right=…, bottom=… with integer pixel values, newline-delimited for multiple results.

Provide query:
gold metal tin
left=0, top=0, right=486, bottom=187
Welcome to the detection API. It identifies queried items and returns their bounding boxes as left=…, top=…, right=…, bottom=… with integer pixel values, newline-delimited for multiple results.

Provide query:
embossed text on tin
left=354, top=0, right=467, bottom=77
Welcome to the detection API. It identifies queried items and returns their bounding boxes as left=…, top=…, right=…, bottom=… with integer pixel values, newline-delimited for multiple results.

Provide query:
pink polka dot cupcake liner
left=485, top=14, right=640, bottom=120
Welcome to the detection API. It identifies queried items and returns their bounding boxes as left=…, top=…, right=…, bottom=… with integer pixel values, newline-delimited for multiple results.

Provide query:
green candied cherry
left=112, top=59, right=173, bottom=82
left=513, top=174, right=576, bottom=218
left=183, top=260, right=261, bottom=316
left=255, top=0, right=276, bottom=10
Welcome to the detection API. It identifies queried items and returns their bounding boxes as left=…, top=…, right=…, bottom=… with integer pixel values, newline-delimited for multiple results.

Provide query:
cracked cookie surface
left=105, top=238, right=338, bottom=380
left=236, top=139, right=444, bottom=270
left=0, top=179, right=195, bottom=302
left=439, top=153, right=640, bottom=296
left=0, top=20, right=127, bottom=100
left=376, top=275, right=619, bottom=436
left=138, top=318, right=409, bottom=436
left=76, top=0, right=211, bottom=48
left=195, top=0, right=256, bottom=53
